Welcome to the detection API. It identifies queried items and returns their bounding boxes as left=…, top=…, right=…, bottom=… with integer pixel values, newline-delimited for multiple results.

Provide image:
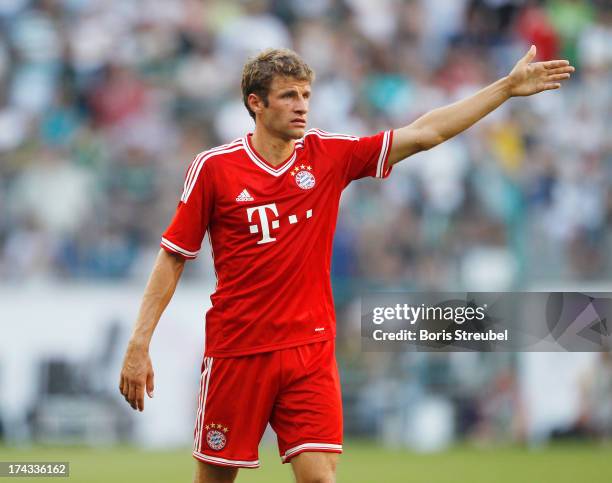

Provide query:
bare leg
left=193, top=460, right=238, bottom=483
left=290, top=452, right=338, bottom=483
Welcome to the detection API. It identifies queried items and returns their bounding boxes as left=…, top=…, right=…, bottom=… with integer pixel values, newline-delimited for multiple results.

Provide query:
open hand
left=119, top=343, right=155, bottom=412
left=507, top=45, right=575, bottom=97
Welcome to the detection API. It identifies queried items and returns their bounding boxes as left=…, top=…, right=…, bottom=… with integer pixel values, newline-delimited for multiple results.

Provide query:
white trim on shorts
left=192, top=450, right=260, bottom=468
left=281, top=442, right=343, bottom=462
left=194, top=357, right=213, bottom=452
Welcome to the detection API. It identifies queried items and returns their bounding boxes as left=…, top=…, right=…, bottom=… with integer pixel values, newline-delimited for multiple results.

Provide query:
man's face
left=251, top=76, right=311, bottom=140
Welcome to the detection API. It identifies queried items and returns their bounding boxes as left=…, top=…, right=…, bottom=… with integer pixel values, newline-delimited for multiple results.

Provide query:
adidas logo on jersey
left=236, top=189, right=254, bottom=202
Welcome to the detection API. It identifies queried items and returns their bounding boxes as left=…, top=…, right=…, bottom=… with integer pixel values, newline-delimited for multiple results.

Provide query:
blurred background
left=1, top=0, right=611, bottom=481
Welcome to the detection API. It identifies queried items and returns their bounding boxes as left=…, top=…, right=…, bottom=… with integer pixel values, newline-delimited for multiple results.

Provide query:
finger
left=547, top=66, right=575, bottom=75
left=128, top=383, right=138, bottom=410
left=542, top=59, right=570, bottom=69
left=119, top=375, right=125, bottom=395
left=521, top=45, right=536, bottom=64
left=547, top=73, right=571, bottom=82
left=541, top=83, right=561, bottom=91
left=136, top=384, right=144, bottom=412
left=146, top=371, right=155, bottom=399
left=122, top=380, right=131, bottom=405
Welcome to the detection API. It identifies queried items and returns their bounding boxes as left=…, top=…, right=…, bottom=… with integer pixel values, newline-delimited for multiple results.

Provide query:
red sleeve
left=339, top=130, right=394, bottom=187
left=160, top=154, right=215, bottom=259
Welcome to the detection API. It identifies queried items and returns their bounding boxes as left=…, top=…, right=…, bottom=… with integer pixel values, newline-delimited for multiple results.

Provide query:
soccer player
left=119, top=46, right=573, bottom=483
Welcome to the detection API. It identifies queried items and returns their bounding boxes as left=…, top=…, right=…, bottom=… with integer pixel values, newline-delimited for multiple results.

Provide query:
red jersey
left=161, top=129, right=393, bottom=357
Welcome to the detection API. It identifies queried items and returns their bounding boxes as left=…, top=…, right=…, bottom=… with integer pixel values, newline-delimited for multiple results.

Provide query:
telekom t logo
left=247, top=204, right=279, bottom=244
left=247, top=203, right=312, bottom=245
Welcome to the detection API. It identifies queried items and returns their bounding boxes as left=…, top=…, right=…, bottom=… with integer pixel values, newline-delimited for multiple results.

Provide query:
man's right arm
left=119, top=248, right=186, bottom=411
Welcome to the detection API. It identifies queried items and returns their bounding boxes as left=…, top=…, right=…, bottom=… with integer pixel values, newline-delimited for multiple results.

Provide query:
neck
left=251, top=125, right=295, bottom=167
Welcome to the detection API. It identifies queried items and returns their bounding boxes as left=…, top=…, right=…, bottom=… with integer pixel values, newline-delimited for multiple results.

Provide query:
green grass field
left=2, top=441, right=611, bottom=482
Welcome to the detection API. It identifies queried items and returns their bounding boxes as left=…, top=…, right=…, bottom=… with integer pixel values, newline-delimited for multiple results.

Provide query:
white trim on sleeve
left=181, top=141, right=244, bottom=203
left=161, top=237, right=199, bottom=258
left=375, top=130, right=391, bottom=178
left=295, top=129, right=359, bottom=149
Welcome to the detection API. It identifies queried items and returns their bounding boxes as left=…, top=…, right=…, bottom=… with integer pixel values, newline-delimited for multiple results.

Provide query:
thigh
left=192, top=353, right=278, bottom=469
left=270, top=340, right=343, bottom=463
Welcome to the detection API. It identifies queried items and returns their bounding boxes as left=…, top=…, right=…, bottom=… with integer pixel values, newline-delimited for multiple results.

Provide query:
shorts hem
left=281, top=443, right=343, bottom=463
left=192, top=450, right=260, bottom=468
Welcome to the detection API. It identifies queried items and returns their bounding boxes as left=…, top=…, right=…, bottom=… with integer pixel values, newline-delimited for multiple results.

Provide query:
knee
left=297, top=463, right=337, bottom=483
left=299, top=476, right=335, bottom=483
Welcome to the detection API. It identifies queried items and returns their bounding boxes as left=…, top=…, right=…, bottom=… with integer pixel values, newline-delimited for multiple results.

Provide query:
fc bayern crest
left=206, top=429, right=227, bottom=450
left=205, top=423, right=228, bottom=451
left=291, top=164, right=315, bottom=190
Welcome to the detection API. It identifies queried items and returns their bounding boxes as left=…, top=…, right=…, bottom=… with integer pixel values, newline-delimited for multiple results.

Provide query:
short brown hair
left=241, top=48, right=314, bottom=120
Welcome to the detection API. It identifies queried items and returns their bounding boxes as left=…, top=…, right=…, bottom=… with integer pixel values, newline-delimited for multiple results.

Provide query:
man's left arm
left=388, top=45, right=575, bottom=165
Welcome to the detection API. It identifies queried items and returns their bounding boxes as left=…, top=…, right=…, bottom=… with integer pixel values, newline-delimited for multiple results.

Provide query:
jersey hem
left=205, top=333, right=334, bottom=358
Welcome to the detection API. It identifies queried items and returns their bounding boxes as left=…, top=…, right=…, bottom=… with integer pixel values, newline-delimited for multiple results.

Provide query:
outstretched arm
left=119, top=248, right=186, bottom=411
left=388, top=45, right=575, bottom=165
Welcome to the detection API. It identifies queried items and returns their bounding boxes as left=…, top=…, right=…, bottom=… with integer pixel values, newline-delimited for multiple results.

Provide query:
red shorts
left=192, top=339, right=343, bottom=468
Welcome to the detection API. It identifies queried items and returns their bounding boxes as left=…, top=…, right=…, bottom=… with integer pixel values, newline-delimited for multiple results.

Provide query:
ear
left=247, top=93, right=264, bottom=116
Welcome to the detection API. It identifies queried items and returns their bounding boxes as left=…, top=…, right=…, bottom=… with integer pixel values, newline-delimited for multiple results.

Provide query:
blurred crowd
left=0, top=0, right=611, bottom=289
left=1, top=0, right=611, bottom=448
